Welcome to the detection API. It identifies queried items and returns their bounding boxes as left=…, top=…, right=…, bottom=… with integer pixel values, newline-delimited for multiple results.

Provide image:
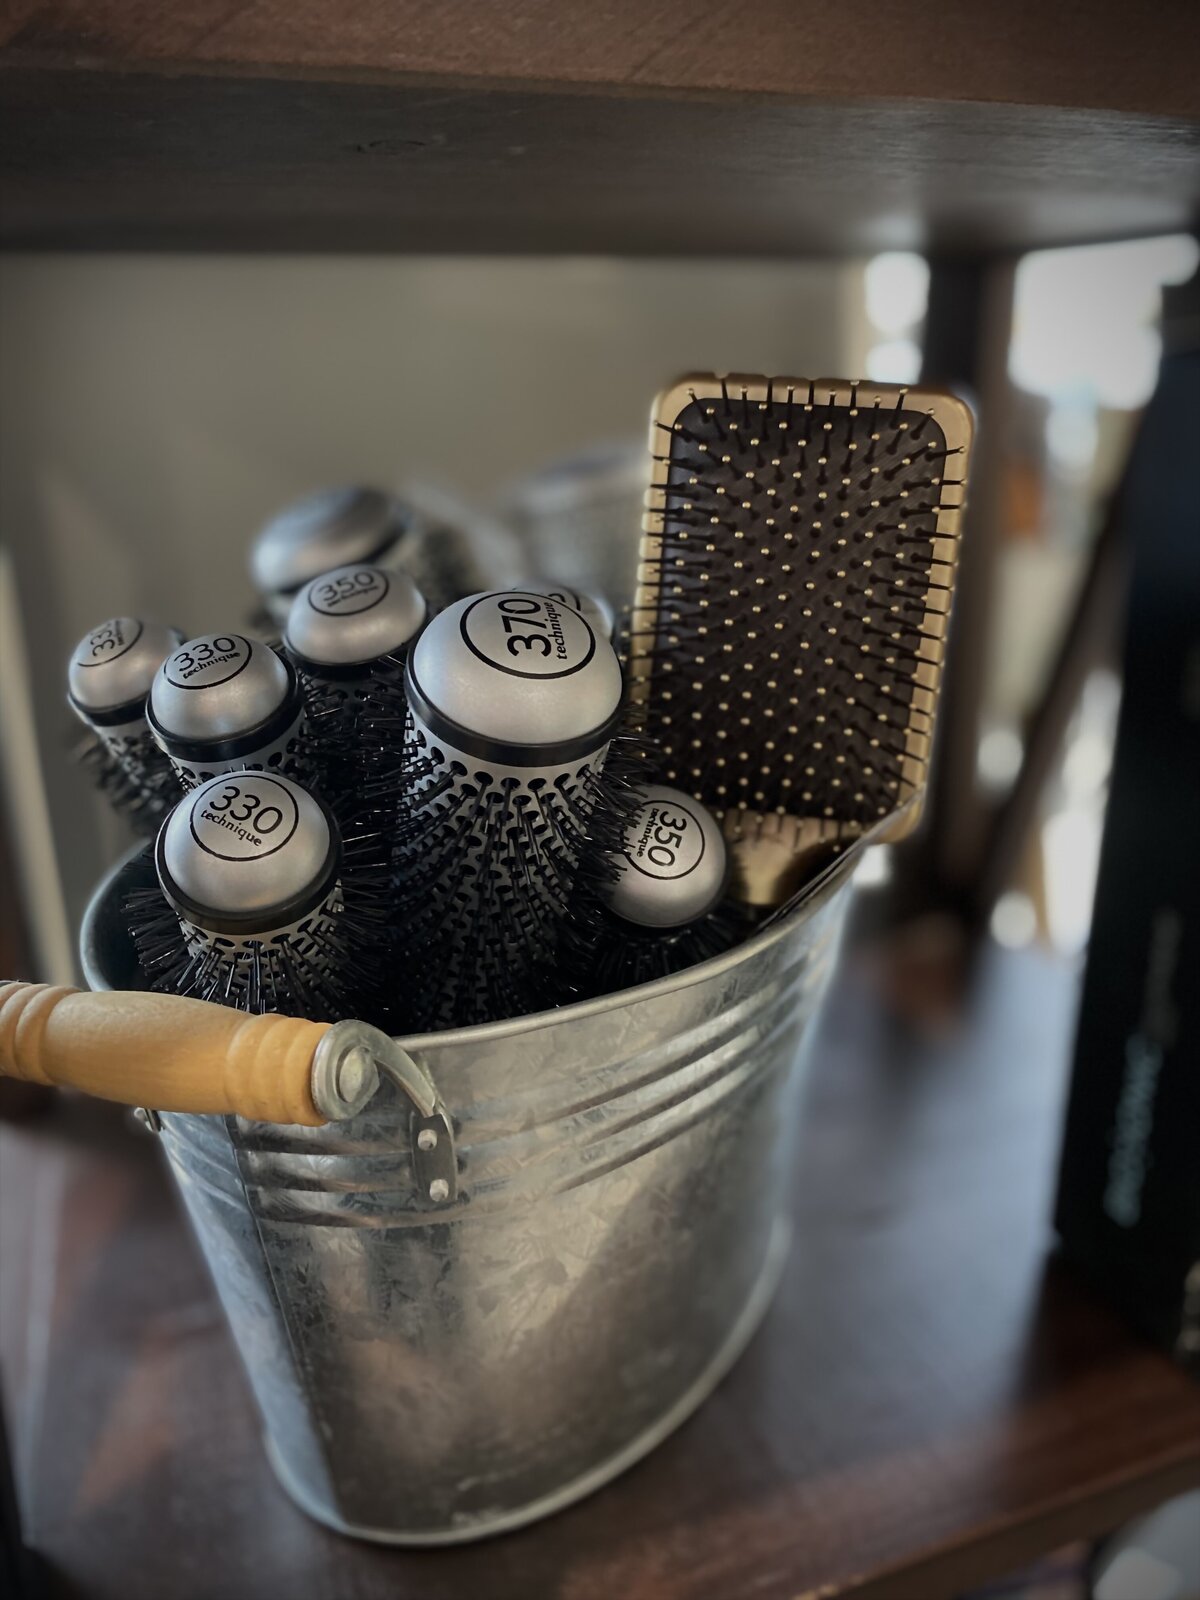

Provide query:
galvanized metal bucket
left=81, top=846, right=858, bottom=1544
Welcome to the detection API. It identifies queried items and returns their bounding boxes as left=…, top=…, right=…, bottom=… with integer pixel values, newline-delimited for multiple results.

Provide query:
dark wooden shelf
left=2, top=2, right=1199, bottom=254
left=4, top=940, right=1200, bottom=1599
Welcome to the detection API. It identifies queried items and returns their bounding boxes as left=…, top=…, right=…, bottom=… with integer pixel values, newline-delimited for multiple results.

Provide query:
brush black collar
left=146, top=659, right=307, bottom=765
left=404, top=658, right=623, bottom=770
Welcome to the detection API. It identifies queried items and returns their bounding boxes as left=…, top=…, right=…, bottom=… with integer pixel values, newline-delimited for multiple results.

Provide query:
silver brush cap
left=406, top=590, right=623, bottom=765
left=532, top=583, right=615, bottom=642
left=251, top=487, right=411, bottom=613
left=156, top=773, right=338, bottom=934
left=149, top=634, right=292, bottom=748
left=68, top=618, right=184, bottom=724
left=284, top=564, right=426, bottom=668
left=604, top=785, right=728, bottom=929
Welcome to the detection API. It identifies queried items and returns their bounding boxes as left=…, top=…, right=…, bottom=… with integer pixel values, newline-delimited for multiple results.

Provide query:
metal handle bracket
left=311, top=1019, right=458, bottom=1205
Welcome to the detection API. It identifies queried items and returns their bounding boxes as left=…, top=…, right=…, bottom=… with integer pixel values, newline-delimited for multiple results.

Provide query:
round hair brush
left=561, top=784, right=754, bottom=1000
left=283, top=562, right=426, bottom=818
left=126, top=772, right=389, bottom=1024
left=147, top=632, right=312, bottom=791
left=398, top=589, right=629, bottom=1030
left=251, top=486, right=422, bottom=626
left=250, top=483, right=505, bottom=624
left=68, top=616, right=185, bottom=832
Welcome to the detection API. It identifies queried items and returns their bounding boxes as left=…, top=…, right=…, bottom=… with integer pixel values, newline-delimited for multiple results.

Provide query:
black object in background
left=1054, top=335, right=1200, bottom=1369
left=0, top=1377, right=38, bottom=1599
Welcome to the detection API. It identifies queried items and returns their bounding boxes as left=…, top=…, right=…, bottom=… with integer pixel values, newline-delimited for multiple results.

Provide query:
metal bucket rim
left=80, top=828, right=866, bottom=1044
left=393, top=835, right=865, bottom=1050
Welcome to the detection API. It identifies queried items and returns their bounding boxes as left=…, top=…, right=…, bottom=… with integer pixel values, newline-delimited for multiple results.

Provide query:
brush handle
left=0, top=982, right=330, bottom=1126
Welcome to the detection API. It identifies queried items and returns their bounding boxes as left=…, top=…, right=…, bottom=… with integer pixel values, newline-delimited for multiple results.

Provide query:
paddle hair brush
left=561, top=783, right=754, bottom=1001
left=126, top=772, right=389, bottom=1024
left=147, top=632, right=313, bottom=791
left=631, top=374, right=974, bottom=907
left=283, top=562, right=426, bottom=822
left=68, top=617, right=185, bottom=833
left=398, top=589, right=632, bottom=1030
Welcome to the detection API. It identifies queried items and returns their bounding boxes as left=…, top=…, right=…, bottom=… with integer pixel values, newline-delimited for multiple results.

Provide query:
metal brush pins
left=631, top=374, right=973, bottom=906
left=562, top=784, right=753, bottom=1000
left=399, top=589, right=627, bottom=1029
left=68, top=617, right=185, bottom=831
left=148, top=632, right=312, bottom=790
left=128, top=772, right=382, bottom=1021
left=283, top=563, right=426, bottom=814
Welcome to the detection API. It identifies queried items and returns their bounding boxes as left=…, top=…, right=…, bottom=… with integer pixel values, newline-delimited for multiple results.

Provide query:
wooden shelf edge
left=3, top=1, right=1200, bottom=122
left=851, top=1448, right=1200, bottom=1599
left=3, top=58, right=1198, bottom=257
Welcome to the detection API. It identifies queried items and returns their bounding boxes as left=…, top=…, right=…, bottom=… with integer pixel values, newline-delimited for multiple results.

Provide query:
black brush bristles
left=68, top=617, right=186, bottom=834
left=293, top=650, right=414, bottom=887
left=297, top=652, right=409, bottom=814
left=556, top=784, right=756, bottom=1003
left=630, top=375, right=973, bottom=903
left=126, top=773, right=392, bottom=1028
left=395, top=590, right=636, bottom=1031
left=126, top=886, right=375, bottom=1022
left=571, top=899, right=754, bottom=1001
left=283, top=564, right=426, bottom=836
left=77, top=732, right=182, bottom=837
left=126, top=885, right=387, bottom=1024
left=393, top=728, right=646, bottom=1030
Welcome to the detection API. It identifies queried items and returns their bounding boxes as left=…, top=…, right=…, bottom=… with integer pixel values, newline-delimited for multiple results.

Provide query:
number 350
left=647, top=811, right=690, bottom=867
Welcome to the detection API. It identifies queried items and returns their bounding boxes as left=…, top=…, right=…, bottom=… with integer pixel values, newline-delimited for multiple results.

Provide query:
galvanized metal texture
left=82, top=842, right=857, bottom=1542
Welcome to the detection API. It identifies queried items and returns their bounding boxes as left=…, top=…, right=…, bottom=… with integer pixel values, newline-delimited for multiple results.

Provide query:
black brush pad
left=642, top=387, right=961, bottom=830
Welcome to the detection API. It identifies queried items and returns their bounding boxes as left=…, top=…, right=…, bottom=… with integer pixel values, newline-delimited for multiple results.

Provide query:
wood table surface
left=3, top=940, right=1200, bottom=1599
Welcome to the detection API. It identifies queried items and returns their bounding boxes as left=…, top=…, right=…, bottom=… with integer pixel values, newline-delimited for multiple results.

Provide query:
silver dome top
left=284, top=564, right=426, bottom=668
left=407, top=591, right=623, bottom=755
left=250, top=487, right=411, bottom=600
left=68, top=618, right=184, bottom=718
left=157, top=773, right=336, bottom=929
left=150, top=634, right=290, bottom=745
left=532, top=583, right=615, bottom=642
left=604, top=786, right=728, bottom=929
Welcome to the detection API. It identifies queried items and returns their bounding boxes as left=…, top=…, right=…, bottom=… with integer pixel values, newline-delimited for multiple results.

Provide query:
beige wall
left=0, top=254, right=850, bottom=969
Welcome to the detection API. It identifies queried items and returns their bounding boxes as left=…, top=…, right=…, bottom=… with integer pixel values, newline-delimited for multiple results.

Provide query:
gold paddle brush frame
left=631, top=374, right=974, bottom=906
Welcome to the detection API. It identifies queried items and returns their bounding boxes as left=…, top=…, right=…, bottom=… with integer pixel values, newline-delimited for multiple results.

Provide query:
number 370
left=497, top=596, right=552, bottom=658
